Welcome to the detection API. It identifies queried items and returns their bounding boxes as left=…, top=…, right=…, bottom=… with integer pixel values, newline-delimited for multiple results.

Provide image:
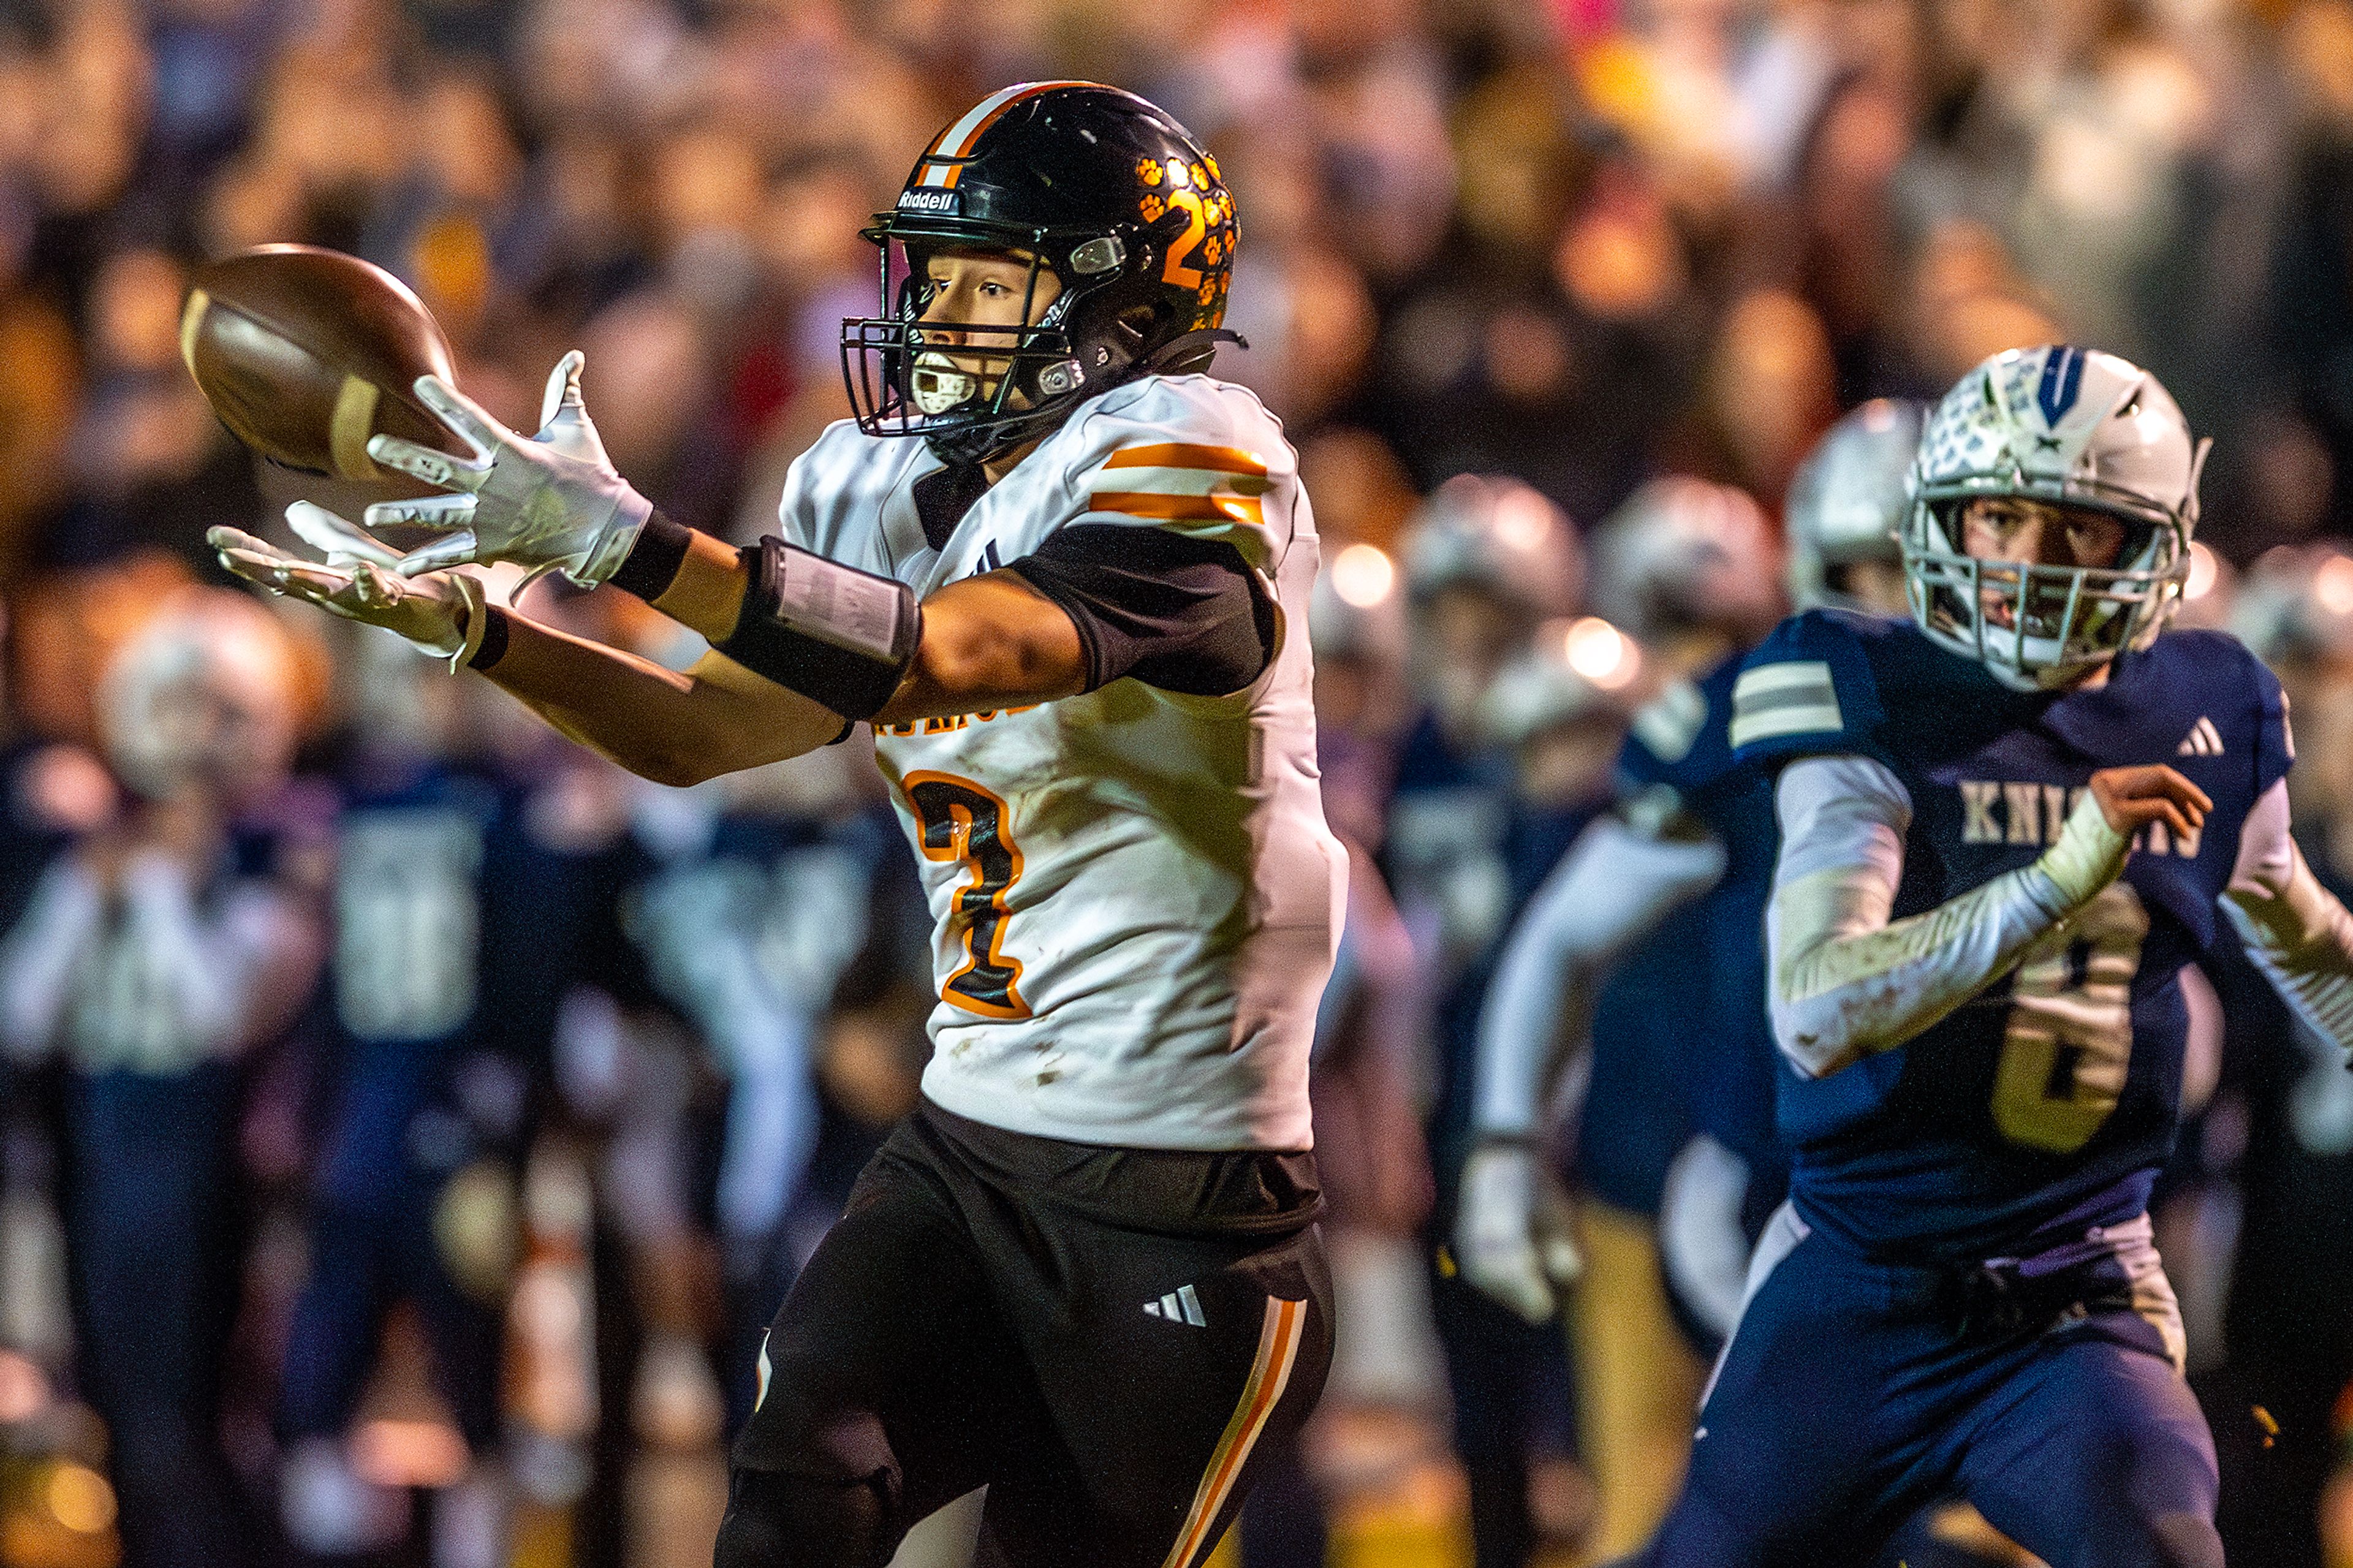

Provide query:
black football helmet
left=841, top=81, right=1242, bottom=466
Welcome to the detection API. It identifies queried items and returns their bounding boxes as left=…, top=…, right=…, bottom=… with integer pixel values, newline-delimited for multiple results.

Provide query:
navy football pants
left=1635, top=1206, right=2222, bottom=1568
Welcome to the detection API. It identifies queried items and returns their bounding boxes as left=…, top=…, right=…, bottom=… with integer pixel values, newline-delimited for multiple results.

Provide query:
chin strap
left=1141, top=327, right=1248, bottom=377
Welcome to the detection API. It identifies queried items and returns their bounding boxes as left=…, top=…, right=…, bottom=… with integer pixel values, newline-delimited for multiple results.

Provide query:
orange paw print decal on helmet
left=1164, top=161, right=1192, bottom=191
left=1139, top=194, right=1166, bottom=222
left=1135, top=157, right=1163, bottom=186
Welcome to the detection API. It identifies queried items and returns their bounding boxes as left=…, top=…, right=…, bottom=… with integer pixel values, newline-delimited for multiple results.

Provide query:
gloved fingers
left=537, top=349, right=586, bottom=433
left=394, top=529, right=483, bottom=577
left=1464, top=1251, right=1556, bottom=1325
left=207, top=524, right=294, bottom=561
left=411, top=373, right=512, bottom=461
left=218, top=544, right=354, bottom=605
left=363, top=493, right=477, bottom=529
left=1539, top=1233, right=1584, bottom=1287
left=287, top=501, right=403, bottom=568
left=348, top=561, right=406, bottom=610
left=368, top=432, right=488, bottom=493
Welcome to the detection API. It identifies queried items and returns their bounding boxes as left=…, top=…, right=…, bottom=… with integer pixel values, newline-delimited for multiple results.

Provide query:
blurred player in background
left=1390, top=474, right=1587, bottom=1568
left=273, top=613, right=577, bottom=1568
left=2196, top=546, right=2353, bottom=1568
left=216, top=82, right=1343, bottom=1568
left=1639, top=345, right=2353, bottom=1567
left=1456, top=473, right=1785, bottom=1558
left=0, top=589, right=325, bottom=1568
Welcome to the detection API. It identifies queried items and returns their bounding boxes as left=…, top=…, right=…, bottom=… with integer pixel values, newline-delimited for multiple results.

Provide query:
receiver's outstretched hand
left=363, top=351, right=652, bottom=587
left=211, top=503, right=478, bottom=661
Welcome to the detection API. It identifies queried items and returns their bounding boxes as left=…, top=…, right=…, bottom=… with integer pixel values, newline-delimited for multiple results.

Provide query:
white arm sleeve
left=0, top=858, right=105, bottom=1061
left=2221, top=779, right=2353, bottom=1051
left=1768, top=756, right=2129, bottom=1078
left=1471, top=816, right=1727, bottom=1136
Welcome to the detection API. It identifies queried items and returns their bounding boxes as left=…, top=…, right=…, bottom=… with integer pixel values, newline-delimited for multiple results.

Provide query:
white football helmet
left=1477, top=643, right=1612, bottom=750
left=1401, top=475, right=1582, bottom=622
left=2230, top=543, right=2353, bottom=666
left=1586, top=477, right=1784, bottom=644
left=1906, top=345, right=2208, bottom=690
left=1786, top=400, right=1921, bottom=612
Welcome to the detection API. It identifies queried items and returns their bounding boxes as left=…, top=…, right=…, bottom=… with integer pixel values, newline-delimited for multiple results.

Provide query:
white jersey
left=776, top=374, right=1344, bottom=1151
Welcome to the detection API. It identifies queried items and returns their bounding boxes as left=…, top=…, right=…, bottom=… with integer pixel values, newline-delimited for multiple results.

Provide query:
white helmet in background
left=1478, top=643, right=1613, bottom=750
left=99, top=588, right=299, bottom=800
left=2231, top=544, right=2353, bottom=667
left=1906, top=344, right=2207, bottom=690
left=1401, top=474, right=1582, bottom=622
left=1586, top=477, right=1784, bottom=645
left=1786, top=399, right=1921, bottom=612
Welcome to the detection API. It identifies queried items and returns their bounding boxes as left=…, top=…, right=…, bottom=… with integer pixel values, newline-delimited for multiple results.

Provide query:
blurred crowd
left=8, top=0, right=2353, bottom=1564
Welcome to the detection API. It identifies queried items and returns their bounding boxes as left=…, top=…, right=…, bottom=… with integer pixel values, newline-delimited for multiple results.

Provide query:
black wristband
left=608, top=510, right=695, bottom=602
left=715, top=537, right=920, bottom=721
left=468, top=605, right=512, bottom=672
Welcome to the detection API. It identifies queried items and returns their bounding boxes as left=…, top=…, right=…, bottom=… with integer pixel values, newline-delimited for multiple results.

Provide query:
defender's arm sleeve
left=1767, top=756, right=2131, bottom=1078
left=2221, top=779, right=2353, bottom=1051
left=1471, top=815, right=1727, bottom=1136
left=1007, top=523, right=1274, bottom=695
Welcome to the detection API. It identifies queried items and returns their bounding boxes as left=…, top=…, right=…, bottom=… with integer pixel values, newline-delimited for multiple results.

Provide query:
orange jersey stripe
left=1102, top=443, right=1269, bottom=476
left=1090, top=491, right=1265, bottom=526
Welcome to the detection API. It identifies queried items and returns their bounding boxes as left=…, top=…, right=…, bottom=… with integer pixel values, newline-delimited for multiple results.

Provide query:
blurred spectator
left=1, top=588, right=325, bottom=1568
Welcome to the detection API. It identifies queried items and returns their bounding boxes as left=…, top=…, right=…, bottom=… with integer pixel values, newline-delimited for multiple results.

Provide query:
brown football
left=181, top=244, right=463, bottom=483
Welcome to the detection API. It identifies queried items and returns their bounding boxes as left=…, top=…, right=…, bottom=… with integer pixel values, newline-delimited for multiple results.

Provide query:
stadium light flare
left=2316, top=555, right=2353, bottom=618
left=1330, top=543, right=1397, bottom=608
left=1562, top=616, right=1640, bottom=689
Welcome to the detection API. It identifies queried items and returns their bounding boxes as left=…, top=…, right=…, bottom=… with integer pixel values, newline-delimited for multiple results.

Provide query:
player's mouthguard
left=910, top=351, right=979, bottom=415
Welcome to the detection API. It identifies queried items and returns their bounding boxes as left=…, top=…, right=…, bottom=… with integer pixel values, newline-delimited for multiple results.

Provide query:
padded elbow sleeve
left=717, top=537, right=920, bottom=721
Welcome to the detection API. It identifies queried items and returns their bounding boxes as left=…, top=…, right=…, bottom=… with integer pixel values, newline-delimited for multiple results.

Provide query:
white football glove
left=210, top=503, right=484, bottom=665
left=1456, top=1139, right=1583, bottom=1324
left=364, top=350, right=653, bottom=587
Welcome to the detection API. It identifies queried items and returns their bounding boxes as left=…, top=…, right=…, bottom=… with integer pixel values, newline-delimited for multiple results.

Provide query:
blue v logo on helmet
left=2036, top=344, right=2087, bottom=428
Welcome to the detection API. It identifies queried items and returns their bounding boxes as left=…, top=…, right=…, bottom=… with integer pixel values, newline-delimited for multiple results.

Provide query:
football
left=180, top=244, right=463, bottom=483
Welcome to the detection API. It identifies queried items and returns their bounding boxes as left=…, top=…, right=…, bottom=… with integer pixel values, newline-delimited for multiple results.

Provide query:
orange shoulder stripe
left=1089, top=491, right=1265, bottom=526
left=1102, top=443, right=1269, bottom=476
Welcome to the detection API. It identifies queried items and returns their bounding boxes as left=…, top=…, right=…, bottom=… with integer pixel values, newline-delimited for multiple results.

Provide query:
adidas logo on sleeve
left=2177, top=717, right=2224, bottom=757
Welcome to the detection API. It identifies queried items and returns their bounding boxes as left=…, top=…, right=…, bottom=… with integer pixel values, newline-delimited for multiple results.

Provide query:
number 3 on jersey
left=1990, top=882, right=2148, bottom=1153
left=904, top=773, right=1031, bottom=1019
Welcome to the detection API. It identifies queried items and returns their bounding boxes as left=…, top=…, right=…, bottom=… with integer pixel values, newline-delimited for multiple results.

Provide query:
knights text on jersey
left=775, top=374, right=1345, bottom=1152
left=1729, top=611, right=2293, bottom=1260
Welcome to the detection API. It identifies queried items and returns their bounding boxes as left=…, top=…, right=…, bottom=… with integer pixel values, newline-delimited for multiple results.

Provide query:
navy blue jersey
left=1731, top=611, right=2293, bottom=1260
left=316, top=763, right=570, bottom=1206
left=1585, top=658, right=1782, bottom=1203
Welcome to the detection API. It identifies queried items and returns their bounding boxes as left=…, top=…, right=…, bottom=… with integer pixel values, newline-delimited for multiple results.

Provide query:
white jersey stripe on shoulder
left=1729, top=701, right=1845, bottom=751
left=1733, top=661, right=1837, bottom=701
left=1159, top=1295, right=1306, bottom=1568
left=1729, top=661, right=1842, bottom=751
